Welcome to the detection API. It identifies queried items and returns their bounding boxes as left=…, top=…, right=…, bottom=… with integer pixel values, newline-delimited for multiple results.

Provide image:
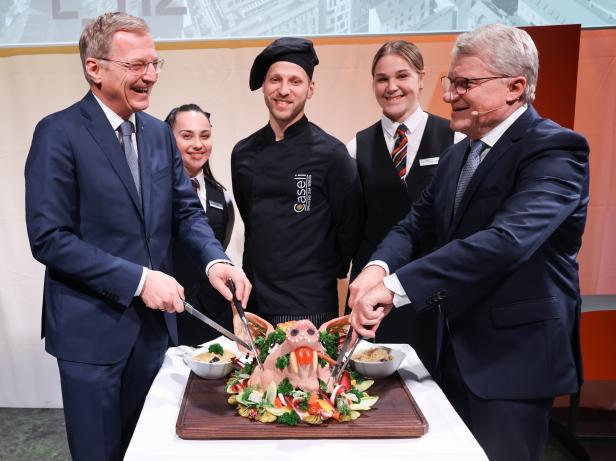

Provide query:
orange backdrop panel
left=576, top=28, right=616, bottom=295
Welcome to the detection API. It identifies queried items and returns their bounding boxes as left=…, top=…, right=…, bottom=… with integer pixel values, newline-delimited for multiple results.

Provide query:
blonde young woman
left=348, top=41, right=457, bottom=368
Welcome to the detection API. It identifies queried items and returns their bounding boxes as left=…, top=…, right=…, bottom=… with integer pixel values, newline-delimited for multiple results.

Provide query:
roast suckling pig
left=226, top=313, right=379, bottom=425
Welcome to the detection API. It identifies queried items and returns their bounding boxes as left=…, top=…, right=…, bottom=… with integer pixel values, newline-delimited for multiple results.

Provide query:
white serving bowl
left=184, top=346, right=235, bottom=379
left=350, top=347, right=404, bottom=379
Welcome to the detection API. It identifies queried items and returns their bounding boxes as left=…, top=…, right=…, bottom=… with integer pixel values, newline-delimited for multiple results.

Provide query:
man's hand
left=349, top=282, right=394, bottom=338
left=141, top=270, right=185, bottom=313
left=348, top=264, right=386, bottom=310
left=208, top=263, right=252, bottom=308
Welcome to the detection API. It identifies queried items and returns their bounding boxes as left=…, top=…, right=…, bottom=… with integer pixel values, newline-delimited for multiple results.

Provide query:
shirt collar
left=381, top=105, right=425, bottom=138
left=478, top=104, right=528, bottom=148
left=92, top=93, right=137, bottom=132
left=191, top=171, right=205, bottom=185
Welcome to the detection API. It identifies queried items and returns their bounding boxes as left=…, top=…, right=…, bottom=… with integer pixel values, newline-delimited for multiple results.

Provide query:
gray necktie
left=118, top=121, right=140, bottom=197
left=453, top=140, right=485, bottom=215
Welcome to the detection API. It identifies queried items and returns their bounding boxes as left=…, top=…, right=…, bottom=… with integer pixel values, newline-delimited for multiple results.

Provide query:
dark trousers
left=440, top=339, right=553, bottom=461
left=58, top=306, right=168, bottom=461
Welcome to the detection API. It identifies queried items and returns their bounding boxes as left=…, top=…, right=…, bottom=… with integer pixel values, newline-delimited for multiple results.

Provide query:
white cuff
left=383, top=274, right=410, bottom=307
left=205, top=259, right=233, bottom=277
left=134, top=267, right=148, bottom=296
left=365, top=260, right=390, bottom=276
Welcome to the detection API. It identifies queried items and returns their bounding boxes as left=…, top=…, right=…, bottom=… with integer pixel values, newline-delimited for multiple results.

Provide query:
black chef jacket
left=231, top=116, right=364, bottom=318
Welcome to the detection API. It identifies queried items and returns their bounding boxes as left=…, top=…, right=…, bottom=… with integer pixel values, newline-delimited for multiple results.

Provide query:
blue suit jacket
left=25, top=92, right=229, bottom=364
left=372, top=106, right=589, bottom=400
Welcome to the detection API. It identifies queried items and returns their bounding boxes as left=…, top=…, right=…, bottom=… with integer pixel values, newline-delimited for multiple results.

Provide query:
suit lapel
left=136, top=113, right=151, bottom=229
left=446, top=106, right=538, bottom=235
left=80, top=92, right=144, bottom=220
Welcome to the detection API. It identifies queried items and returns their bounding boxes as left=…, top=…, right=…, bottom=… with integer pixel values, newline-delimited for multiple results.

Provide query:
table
left=125, top=338, right=487, bottom=461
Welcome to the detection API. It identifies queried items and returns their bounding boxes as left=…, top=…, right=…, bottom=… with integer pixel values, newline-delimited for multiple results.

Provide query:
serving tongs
left=226, top=280, right=264, bottom=370
left=328, top=325, right=366, bottom=387
left=182, top=300, right=251, bottom=351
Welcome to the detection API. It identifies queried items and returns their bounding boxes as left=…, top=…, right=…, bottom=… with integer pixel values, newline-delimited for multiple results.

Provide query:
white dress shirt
left=92, top=95, right=148, bottom=296
left=191, top=172, right=208, bottom=210
left=346, top=106, right=428, bottom=179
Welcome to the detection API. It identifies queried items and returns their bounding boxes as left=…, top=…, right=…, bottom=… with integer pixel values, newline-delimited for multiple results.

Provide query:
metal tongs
left=328, top=325, right=365, bottom=386
left=226, top=280, right=264, bottom=370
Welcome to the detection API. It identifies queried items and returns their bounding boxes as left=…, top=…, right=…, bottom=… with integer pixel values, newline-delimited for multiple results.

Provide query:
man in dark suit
left=24, top=13, right=250, bottom=461
left=349, top=24, right=589, bottom=461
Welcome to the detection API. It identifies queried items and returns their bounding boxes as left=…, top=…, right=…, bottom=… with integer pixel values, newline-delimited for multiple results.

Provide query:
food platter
left=176, top=370, right=428, bottom=439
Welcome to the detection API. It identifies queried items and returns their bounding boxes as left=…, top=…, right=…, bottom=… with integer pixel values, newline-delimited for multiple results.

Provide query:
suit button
left=146, top=235, right=151, bottom=243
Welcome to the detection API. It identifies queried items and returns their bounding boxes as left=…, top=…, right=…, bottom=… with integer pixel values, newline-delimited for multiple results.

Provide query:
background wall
left=1, top=29, right=614, bottom=407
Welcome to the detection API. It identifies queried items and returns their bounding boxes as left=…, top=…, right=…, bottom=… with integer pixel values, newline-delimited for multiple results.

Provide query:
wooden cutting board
left=176, top=371, right=428, bottom=439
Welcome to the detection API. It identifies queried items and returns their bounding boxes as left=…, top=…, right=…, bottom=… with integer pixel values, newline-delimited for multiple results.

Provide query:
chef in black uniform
left=232, top=37, right=364, bottom=327
left=166, top=104, right=235, bottom=346
left=347, top=41, right=458, bottom=370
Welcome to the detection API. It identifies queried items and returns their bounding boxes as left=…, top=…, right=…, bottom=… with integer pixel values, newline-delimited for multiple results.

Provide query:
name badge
left=208, top=200, right=223, bottom=210
left=419, top=157, right=439, bottom=166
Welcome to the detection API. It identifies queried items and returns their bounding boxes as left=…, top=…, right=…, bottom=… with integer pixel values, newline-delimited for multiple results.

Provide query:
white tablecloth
left=126, top=337, right=487, bottom=461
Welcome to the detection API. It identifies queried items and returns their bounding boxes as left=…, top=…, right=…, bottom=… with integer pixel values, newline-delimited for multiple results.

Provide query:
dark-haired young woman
left=166, top=104, right=235, bottom=346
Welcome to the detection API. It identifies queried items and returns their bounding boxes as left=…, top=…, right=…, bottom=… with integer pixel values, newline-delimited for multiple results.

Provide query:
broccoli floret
left=241, top=361, right=256, bottom=375
left=254, top=335, right=268, bottom=351
left=270, top=327, right=287, bottom=345
left=298, top=397, right=309, bottom=412
left=276, top=354, right=290, bottom=370
left=317, top=357, right=327, bottom=368
left=278, top=411, right=300, bottom=426
left=277, top=378, right=293, bottom=396
left=207, top=343, right=224, bottom=355
left=319, top=331, right=340, bottom=360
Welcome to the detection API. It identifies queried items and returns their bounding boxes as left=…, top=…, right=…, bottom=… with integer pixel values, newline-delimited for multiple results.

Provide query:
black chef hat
left=249, top=37, right=319, bottom=91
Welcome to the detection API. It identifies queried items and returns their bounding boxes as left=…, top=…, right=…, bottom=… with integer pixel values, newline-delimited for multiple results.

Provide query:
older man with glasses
left=25, top=12, right=250, bottom=461
left=349, top=23, right=589, bottom=461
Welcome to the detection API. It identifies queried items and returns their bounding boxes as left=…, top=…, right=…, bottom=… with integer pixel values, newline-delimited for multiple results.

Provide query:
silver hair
left=79, top=12, right=149, bottom=84
left=453, top=23, right=538, bottom=103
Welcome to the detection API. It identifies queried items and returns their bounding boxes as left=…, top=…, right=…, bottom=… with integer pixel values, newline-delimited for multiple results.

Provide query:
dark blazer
left=372, top=106, right=588, bottom=400
left=352, top=113, right=453, bottom=368
left=173, top=179, right=235, bottom=346
left=25, top=91, right=229, bottom=364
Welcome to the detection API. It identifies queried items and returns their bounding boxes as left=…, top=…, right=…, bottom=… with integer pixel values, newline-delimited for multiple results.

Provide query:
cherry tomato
left=294, top=347, right=314, bottom=366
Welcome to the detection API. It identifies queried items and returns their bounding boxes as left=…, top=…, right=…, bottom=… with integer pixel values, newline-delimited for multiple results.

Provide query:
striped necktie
left=190, top=177, right=200, bottom=194
left=391, top=123, right=408, bottom=178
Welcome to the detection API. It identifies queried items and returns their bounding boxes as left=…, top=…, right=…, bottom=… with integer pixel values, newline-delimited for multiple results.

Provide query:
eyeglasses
left=97, top=57, right=165, bottom=74
left=441, top=75, right=510, bottom=95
